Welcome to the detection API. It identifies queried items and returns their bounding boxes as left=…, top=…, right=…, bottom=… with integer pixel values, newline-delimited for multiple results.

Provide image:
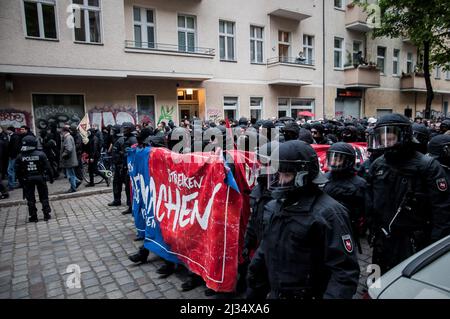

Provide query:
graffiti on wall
left=0, top=109, right=32, bottom=128
left=207, top=108, right=222, bottom=122
left=158, top=106, right=175, bottom=124
left=89, top=106, right=137, bottom=128
left=34, top=105, right=83, bottom=130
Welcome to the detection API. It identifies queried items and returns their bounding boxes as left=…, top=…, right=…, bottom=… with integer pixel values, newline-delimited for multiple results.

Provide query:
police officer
left=243, top=141, right=278, bottom=299
left=323, top=142, right=367, bottom=253
left=15, top=136, right=54, bottom=222
left=366, top=114, right=450, bottom=274
left=120, top=122, right=138, bottom=215
left=427, top=134, right=450, bottom=180
left=358, top=128, right=384, bottom=181
left=412, top=123, right=430, bottom=154
left=247, top=140, right=360, bottom=299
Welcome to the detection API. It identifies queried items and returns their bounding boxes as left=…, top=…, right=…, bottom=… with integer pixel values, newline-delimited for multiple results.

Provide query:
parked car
left=368, top=235, right=450, bottom=299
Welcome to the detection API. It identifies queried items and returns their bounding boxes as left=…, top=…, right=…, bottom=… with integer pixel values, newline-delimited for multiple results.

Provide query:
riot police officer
left=108, top=125, right=124, bottom=207
left=120, top=122, right=138, bottom=215
left=247, top=140, right=360, bottom=299
left=323, top=142, right=367, bottom=253
left=366, top=114, right=450, bottom=274
left=427, top=134, right=450, bottom=180
left=15, top=136, right=54, bottom=222
left=412, top=123, right=430, bottom=154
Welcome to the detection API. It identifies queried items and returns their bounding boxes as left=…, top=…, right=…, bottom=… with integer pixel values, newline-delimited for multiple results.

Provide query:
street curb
left=0, top=188, right=113, bottom=209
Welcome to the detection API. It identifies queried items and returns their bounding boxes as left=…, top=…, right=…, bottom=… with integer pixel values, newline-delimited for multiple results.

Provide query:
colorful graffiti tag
left=89, top=106, right=137, bottom=128
left=158, top=105, right=175, bottom=124
left=206, top=108, right=222, bottom=122
left=0, top=109, right=32, bottom=128
left=34, top=105, right=84, bottom=130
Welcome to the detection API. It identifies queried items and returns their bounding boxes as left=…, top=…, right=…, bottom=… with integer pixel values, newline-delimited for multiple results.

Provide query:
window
left=446, top=65, right=450, bottom=80
left=352, top=41, right=362, bottom=65
left=407, top=52, right=413, bottom=73
left=250, top=97, right=263, bottom=120
left=334, top=0, right=344, bottom=9
left=435, top=67, right=441, bottom=79
left=133, top=7, right=155, bottom=48
left=278, top=98, right=314, bottom=119
left=278, top=31, right=290, bottom=62
left=224, top=97, right=238, bottom=120
left=334, top=37, right=344, bottom=69
left=302, top=35, right=314, bottom=65
left=23, top=0, right=57, bottom=39
left=32, top=94, right=85, bottom=130
left=377, top=46, right=386, bottom=74
left=178, top=15, right=196, bottom=52
left=137, top=95, right=155, bottom=125
left=250, top=26, right=264, bottom=63
left=393, top=49, right=400, bottom=76
left=73, top=0, right=102, bottom=43
left=219, top=20, right=235, bottom=61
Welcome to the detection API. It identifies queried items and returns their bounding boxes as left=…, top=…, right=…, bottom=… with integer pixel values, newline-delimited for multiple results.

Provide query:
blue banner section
left=127, top=146, right=151, bottom=239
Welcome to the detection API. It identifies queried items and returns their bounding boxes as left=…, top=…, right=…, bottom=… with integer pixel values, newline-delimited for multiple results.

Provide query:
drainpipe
left=322, top=0, right=326, bottom=119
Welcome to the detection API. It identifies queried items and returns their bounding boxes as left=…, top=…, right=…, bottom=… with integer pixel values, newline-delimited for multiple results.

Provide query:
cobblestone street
left=0, top=192, right=371, bottom=299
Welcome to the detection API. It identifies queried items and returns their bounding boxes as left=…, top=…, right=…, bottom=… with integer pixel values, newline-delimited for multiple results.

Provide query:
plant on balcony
left=353, top=0, right=450, bottom=119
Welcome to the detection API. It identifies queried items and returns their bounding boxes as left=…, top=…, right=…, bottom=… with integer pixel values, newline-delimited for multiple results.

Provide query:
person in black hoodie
left=6, top=126, right=21, bottom=190
left=85, top=128, right=109, bottom=187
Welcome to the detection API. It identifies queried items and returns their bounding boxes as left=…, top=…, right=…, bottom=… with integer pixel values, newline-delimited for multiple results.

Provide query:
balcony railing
left=267, top=56, right=315, bottom=66
left=125, top=41, right=215, bottom=56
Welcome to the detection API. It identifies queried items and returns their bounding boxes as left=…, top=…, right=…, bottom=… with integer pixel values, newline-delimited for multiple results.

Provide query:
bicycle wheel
left=95, top=162, right=108, bottom=185
left=83, top=162, right=105, bottom=185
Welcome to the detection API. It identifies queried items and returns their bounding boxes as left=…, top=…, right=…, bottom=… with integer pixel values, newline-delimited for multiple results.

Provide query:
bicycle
left=82, top=152, right=113, bottom=185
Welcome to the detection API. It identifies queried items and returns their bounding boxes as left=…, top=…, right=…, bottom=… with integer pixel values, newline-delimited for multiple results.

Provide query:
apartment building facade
left=0, top=0, right=449, bottom=132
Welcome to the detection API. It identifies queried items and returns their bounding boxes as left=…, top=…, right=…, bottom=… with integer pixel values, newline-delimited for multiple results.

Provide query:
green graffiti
left=158, top=105, right=175, bottom=124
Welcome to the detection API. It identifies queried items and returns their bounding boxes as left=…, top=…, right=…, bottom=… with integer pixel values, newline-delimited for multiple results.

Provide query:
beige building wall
left=1, top=0, right=450, bottom=128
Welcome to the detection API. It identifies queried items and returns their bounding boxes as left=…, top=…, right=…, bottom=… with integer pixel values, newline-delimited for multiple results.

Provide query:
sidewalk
left=0, top=177, right=112, bottom=209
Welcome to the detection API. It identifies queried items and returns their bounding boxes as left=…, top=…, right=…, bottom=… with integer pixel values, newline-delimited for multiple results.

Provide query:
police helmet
left=21, top=135, right=38, bottom=152
left=427, top=134, right=450, bottom=166
left=326, top=142, right=356, bottom=172
left=268, top=140, right=328, bottom=199
left=370, top=113, right=413, bottom=151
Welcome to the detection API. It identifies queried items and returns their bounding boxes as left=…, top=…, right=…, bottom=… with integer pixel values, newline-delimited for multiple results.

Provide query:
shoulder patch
left=341, top=234, right=354, bottom=253
left=436, top=178, right=448, bottom=192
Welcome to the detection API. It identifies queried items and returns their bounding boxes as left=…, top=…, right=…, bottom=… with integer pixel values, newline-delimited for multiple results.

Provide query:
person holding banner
left=120, top=122, right=138, bottom=215
left=247, top=140, right=360, bottom=299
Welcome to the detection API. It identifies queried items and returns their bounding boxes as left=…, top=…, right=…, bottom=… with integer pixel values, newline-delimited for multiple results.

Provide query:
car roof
left=369, top=235, right=450, bottom=299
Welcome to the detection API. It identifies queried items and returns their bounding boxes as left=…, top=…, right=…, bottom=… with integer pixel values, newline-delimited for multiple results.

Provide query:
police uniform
left=247, top=140, right=360, bottom=299
left=120, top=123, right=138, bottom=214
left=15, top=136, right=54, bottom=222
left=109, top=125, right=125, bottom=206
left=366, top=114, right=450, bottom=273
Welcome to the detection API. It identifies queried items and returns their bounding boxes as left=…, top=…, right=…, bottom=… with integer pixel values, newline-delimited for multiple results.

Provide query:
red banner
left=148, top=149, right=243, bottom=292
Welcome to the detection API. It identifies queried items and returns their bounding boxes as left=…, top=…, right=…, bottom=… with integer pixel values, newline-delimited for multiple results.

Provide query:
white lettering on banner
left=155, top=182, right=223, bottom=231
left=168, top=170, right=204, bottom=190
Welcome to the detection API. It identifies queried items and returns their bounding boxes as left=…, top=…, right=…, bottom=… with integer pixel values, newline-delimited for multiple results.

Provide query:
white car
left=368, top=235, right=450, bottom=299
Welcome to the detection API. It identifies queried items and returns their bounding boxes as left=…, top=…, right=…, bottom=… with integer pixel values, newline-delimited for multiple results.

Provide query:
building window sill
left=220, top=59, right=238, bottom=63
left=251, top=62, right=266, bottom=65
left=334, top=68, right=345, bottom=71
left=74, top=41, right=104, bottom=46
left=25, top=36, right=59, bottom=42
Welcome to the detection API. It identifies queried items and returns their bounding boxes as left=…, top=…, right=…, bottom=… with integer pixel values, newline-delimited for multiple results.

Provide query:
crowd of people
left=1, top=113, right=450, bottom=299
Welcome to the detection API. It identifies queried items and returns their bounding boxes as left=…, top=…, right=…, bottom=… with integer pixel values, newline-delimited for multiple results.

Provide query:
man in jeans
left=6, top=127, right=21, bottom=190
left=60, top=126, right=81, bottom=193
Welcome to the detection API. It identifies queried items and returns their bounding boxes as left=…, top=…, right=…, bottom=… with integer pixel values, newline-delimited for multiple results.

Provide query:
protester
left=60, top=126, right=81, bottom=193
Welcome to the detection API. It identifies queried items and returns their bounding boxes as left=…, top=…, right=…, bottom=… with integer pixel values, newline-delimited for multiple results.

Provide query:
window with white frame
left=250, top=97, right=263, bottom=120
left=23, top=0, right=57, bottom=39
left=73, top=0, right=102, bottom=43
left=446, top=65, right=450, bottom=80
left=302, top=35, right=314, bottom=65
left=133, top=7, right=155, bottom=48
left=334, top=0, right=344, bottom=9
left=407, top=52, right=413, bottom=73
left=278, top=98, right=314, bottom=119
left=334, top=37, right=344, bottom=69
left=352, top=40, right=362, bottom=65
left=393, top=49, right=400, bottom=76
left=224, top=97, right=238, bottom=120
left=377, top=46, right=386, bottom=74
left=278, top=31, right=291, bottom=62
left=435, top=67, right=441, bottom=79
left=178, top=15, right=196, bottom=52
left=219, top=20, right=235, bottom=61
left=250, top=26, right=264, bottom=63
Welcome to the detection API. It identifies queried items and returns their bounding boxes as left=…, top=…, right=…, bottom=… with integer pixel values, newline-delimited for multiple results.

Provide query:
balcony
left=124, top=41, right=215, bottom=57
left=400, top=72, right=427, bottom=91
left=268, top=8, right=312, bottom=22
left=345, top=4, right=372, bottom=32
left=266, top=57, right=314, bottom=86
left=344, top=65, right=381, bottom=88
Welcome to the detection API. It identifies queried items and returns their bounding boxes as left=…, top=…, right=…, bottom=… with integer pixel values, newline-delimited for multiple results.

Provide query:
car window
left=412, top=252, right=450, bottom=292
